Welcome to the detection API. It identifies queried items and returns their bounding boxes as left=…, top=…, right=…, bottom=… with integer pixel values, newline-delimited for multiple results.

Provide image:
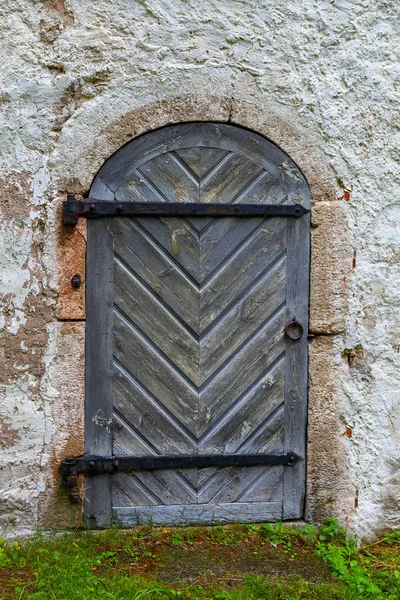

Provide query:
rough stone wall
left=0, top=0, right=399, bottom=539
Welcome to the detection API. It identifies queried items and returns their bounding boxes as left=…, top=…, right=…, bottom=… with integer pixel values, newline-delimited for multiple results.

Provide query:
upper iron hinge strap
left=63, top=195, right=309, bottom=225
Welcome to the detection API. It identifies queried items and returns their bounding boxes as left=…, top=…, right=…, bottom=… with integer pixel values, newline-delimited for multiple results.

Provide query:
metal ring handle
left=284, top=320, right=304, bottom=341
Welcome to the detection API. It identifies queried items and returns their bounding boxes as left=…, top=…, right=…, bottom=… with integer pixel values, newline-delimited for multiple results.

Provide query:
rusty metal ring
left=284, top=320, right=304, bottom=341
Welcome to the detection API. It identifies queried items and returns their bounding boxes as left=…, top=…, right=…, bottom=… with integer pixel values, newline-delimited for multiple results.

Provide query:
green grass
left=0, top=520, right=399, bottom=599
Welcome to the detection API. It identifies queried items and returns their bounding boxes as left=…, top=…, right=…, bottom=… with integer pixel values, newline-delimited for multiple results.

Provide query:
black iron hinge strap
left=63, top=196, right=309, bottom=225
left=61, top=452, right=302, bottom=487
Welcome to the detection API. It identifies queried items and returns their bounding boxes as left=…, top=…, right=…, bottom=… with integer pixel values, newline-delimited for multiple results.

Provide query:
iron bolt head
left=69, top=492, right=81, bottom=504
left=71, top=275, right=81, bottom=288
left=89, top=204, right=96, bottom=211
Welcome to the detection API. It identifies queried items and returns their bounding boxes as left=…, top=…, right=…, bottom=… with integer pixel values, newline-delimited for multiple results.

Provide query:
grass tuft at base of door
left=1, top=519, right=400, bottom=599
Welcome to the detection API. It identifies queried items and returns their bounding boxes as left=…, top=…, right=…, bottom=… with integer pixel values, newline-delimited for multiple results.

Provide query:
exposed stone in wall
left=0, top=421, right=21, bottom=449
left=310, top=201, right=353, bottom=334
left=56, top=96, right=233, bottom=193
left=38, top=322, right=84, bottom=529
left=0, top=173, right=56, bottom=389
left=57, top=212, right=86, bottom=320
left=307, top=335, right=355, bottom=524
left=0, top=0, right=399, bottom=539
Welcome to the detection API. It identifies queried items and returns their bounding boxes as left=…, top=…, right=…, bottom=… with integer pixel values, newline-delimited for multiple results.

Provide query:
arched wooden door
left=84, top=123, right=310, bottom=527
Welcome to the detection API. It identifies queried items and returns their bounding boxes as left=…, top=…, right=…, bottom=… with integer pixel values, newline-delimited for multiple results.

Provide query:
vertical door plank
left=84, top=218, right=114, bottom=528
left=283, top=211, right=310, bottom=519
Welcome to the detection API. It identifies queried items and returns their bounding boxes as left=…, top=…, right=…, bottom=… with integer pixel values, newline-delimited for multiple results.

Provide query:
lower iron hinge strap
left=61, top=452, right=302, bottom=485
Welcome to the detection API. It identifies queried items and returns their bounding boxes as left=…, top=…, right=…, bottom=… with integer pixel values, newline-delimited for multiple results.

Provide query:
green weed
left=0, top=521, right=399, bottom=599
left=315, top=520, right=400, bottom=599
left=171, top=533, right=184, bottom=547
left=0, top=539, right=24, bottom=568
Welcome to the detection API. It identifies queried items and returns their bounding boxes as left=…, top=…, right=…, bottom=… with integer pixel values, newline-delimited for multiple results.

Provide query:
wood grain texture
left=86, top=122, right=310, bottom=526
left=113, top=502, right=282, bottom=526
left=283, top=213, right=310, bottom=519
left=84, top=218, right=114, bottom=528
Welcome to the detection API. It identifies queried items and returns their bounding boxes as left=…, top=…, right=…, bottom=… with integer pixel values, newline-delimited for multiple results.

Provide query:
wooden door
left=84, top=123, right=310, bottom=527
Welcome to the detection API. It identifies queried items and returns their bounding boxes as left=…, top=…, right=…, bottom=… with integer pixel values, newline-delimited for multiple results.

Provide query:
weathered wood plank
left=198, top=123, right=309, bottom=197
left=113, top=473, right=160, bottom=507
left=199, top=308, right=286, bottom=432
left=198, top=465, right=283, bottom=504
left=99, top=123, right=309, bottom=201
left=112, top=411, right=153, bottom=457
left=200, top=219, right=287, bottom=333
left=200, top=153, right=262, bottom=204
left=199, top=217, right=264, bottom=281
left=200, top=360, right=285, bottom=452
left=114, top=258, right=199, bottom=383
left=104, top=123, right=203, bottom=190
left=84, top=218, right=114, bottom=528
left=200, top=256, right=286, bottom=381
left=132, top=469, right=197, bottom=505
left=113, top=218, right=200, bottom=333
left=174, top=147, right=227, bottom=179
left=113, top=309, right=199, bottom=431
left=139, top=153, right=199, bottom=203
left=283, top=211, right=310, bottom=520
left=197, top=416, right=285, bottom=504
left=113, top=502, right=283, bottom=526
left=113, top=363, right=197, bottom=453
left=236, top=466, right=283, bottom=503
left=112, top=413, right=197, bottom=506
left=115, top=170, right=169, bottom=204
left=236, top=407, right=285, bottom=454
left=231, top=174, right=283, bottom=205
left=134, top=216, right=201, bottom=282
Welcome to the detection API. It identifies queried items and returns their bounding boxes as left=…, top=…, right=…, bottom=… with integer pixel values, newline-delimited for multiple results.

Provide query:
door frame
left=81, top=121, right=311, bottom=528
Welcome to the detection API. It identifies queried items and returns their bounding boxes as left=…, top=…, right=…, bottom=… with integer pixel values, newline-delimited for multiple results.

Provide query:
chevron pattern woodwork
left=110, top=146, right=289, bottom=508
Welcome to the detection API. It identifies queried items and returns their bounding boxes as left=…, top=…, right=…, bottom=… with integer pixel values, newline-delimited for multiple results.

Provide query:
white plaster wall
left=0, top=0, right=399, bottom=538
